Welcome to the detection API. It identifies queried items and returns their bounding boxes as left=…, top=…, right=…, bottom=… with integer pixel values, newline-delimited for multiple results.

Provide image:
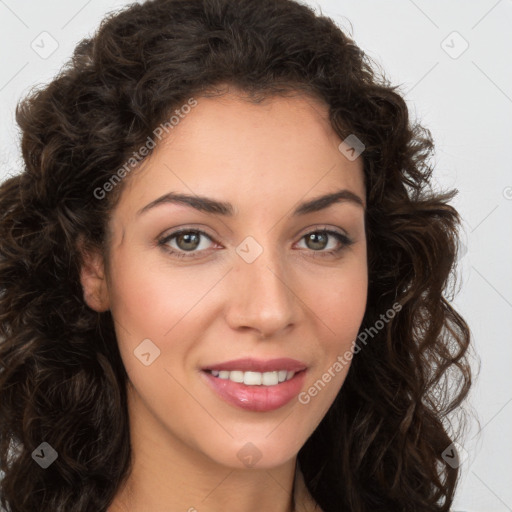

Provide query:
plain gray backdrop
left=0, top=1, right=511, bottom=511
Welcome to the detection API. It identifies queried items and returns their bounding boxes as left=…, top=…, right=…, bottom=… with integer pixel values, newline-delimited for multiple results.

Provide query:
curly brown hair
left=0, top=0, right=472, bottom=510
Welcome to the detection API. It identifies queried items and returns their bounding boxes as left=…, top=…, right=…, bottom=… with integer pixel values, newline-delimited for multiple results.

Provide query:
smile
left=201, top=368, right=307, bottom=412
left=205, top=369, right=296, bottom=386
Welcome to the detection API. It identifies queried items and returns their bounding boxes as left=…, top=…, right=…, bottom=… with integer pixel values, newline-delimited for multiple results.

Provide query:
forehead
left=116, top=91, right=365, bottom=218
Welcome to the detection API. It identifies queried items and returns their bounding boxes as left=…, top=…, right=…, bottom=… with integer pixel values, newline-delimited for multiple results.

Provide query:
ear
left=77, top=236, right=110, bottom=312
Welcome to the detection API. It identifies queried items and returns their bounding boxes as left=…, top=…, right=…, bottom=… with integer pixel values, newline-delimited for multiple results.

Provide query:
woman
left=0, top=0, right=472, bottom=510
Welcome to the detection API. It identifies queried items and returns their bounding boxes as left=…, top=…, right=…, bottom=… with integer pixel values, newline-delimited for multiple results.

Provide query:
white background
left=0, top=1, right=511, bottom=511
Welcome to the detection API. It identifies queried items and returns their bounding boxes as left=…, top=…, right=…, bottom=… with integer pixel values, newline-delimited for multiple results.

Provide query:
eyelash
left=157, top=227, right=354, bottom=260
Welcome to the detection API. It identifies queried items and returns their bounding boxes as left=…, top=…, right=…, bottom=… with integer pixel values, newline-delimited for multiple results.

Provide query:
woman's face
left=84, top=90, right=367, bottom=469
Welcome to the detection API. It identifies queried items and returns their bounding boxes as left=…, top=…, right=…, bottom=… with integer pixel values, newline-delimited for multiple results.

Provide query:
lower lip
left=201, top=370, right=307, bottom=412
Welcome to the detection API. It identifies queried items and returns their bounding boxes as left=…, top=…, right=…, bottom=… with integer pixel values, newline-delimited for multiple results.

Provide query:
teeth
left=230, top=370, right=244, bottom=383
left=209, top=369, right=297, bottom=386
left=261, top=372, right=277, bottom=386
left=244, top=371, right=262, bottom=385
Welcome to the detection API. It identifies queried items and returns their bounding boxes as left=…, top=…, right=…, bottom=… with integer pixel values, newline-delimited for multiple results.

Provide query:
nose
left=224, top=245, right=299, bottom=339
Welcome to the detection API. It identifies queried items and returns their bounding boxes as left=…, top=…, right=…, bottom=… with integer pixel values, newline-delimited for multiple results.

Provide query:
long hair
left=0, top=0, right=472, bottom=510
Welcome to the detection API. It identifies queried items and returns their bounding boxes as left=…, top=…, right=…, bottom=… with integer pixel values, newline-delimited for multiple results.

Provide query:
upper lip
left=202, top=357, right=307, bottom=373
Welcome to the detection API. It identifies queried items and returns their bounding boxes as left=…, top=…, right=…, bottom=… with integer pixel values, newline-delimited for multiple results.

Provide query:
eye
left=157, top=227, right=354, bottom=260
left=158, top=229, right=215, bottom=259
left=295, top=229, right=354, bottom=257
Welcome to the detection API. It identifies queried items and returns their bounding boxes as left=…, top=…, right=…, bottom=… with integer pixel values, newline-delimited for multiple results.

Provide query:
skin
left=80, top=88, right=368, bottom=512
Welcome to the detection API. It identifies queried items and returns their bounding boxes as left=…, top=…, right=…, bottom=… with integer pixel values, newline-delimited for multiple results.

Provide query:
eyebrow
left=136, top=189, right=365, bottom=217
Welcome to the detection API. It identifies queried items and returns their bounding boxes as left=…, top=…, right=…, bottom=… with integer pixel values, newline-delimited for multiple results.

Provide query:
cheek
left=310, top=260, right=368, bottom=344
left=297, top=265, right=367, bottom=417
left=106, top=253, right=230, bottom=391
left=108, top=251, right=220, bottom=338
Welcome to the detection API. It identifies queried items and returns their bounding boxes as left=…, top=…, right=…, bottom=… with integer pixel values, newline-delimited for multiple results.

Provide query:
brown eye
left=174, top=231, right=202, bottom=251
left=158, top=229, right=215, bottom=259
left=297, top=229, right=353, bottom=256
left=304, top=232, right=329, bottom=250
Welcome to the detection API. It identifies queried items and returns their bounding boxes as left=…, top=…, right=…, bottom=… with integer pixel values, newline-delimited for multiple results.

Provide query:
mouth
left=200, top=359, right=308, bottom=412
